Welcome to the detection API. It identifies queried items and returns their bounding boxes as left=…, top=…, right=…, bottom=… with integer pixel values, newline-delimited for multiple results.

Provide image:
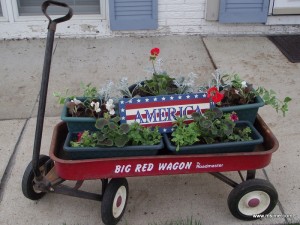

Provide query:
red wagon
left=21, top=2, right=279, bottom=225
left=22, top=115, right=279, bottom=225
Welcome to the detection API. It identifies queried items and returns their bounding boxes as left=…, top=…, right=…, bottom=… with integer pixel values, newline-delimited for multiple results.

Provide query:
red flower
left=230, top=112, right=239, bottom=122
left=77, top=132, right=83, bottom=142
left=207, top=87, right=224, bottom=104
left=150, top=47, right=160, bottom=56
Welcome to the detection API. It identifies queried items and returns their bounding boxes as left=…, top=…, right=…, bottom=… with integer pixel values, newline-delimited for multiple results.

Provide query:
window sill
left=13, top=14, right=104, bottom=22
left=266, top=15, right=300, bottom=25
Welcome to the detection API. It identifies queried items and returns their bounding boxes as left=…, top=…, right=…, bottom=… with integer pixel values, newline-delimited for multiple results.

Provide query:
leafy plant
left=192, top=108, right=252, bottom=144
left=95, top=115, right=130, bottom=147
left=121, top=48, right=197, bottom=98
left=199, top=70, right=291, bottom=116
left=170, top=108, right=253, bottom=150
left=256, top=87, right=291, bottom=116
left=139, top=73, right=178, bottom=96
left=70, top=131, right=98, bottom=147
left=149, top=216, right=202, bottom=225
left=171, top=117, right=200, bottom=151
left=70, top=116, right=162, bottom=148
left=54, top=82, right=116, bottom=118
left=53, top=82, right=98, bottom=105
left=128, top=122, right=162, bottom=145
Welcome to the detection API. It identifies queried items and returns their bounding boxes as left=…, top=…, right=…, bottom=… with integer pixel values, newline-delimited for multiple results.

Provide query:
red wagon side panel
left=53, top=154, right=272, bottom=180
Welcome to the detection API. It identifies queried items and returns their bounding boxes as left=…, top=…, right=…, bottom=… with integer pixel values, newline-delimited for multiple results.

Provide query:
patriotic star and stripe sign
left=119, top=93, right=213, bottom=133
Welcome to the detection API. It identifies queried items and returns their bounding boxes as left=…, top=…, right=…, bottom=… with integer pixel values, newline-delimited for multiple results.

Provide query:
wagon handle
left=32, top=1, right=72, bottom=180
left=42, top=0, right=73, bottom=30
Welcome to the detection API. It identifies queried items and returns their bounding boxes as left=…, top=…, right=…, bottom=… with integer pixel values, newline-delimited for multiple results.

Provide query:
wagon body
left=50, top=115, right=278, bottom=180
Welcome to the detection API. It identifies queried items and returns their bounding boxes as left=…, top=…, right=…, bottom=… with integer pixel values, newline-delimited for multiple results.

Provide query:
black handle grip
left=42, top=0, right=73, bottom=24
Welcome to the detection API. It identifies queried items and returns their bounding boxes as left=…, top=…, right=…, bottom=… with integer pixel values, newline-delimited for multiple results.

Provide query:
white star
left=121, top=108, right=125, bottom=112
left=129, top=99, right=133, bottom=103
left=120, top=100, right=124, bottom=104
left=203, top=94, right=207, bottom=98
left=178, top=96, right=182, bottom=99
left=171, top=128, right=174, bottom=131
left=122, top=117, right=126, bottom=120
left=170, top=96, right=174, bottom=100
left=154, top=97, right=158, bottom=101
left=186, top=95, right=190, bottom=99
left=137, top=99, right=141, bottom=103
left=163, top=128, right=167, bottom=132
left=162, top=97, right=166, bottom=101
left=145, top=98, right=149, bottom=102
left=194, top=94, right=199, bottom=98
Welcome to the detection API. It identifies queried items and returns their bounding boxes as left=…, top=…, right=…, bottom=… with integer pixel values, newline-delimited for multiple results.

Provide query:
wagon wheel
left=227, top=179, right=278, bottom=220
left=22, top=155, right=54, bottom=200
left=101, top=178, right=129, bottom=225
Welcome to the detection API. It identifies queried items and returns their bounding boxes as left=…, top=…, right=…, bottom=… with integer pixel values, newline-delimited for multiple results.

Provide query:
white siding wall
left=0, top=0, right=299, bottom=39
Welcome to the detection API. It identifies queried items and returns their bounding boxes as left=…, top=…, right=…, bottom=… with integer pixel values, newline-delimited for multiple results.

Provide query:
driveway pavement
left=0, top=36, right=299, bottom=225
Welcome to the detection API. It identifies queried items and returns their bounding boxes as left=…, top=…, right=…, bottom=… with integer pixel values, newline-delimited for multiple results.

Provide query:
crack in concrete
left=0, top=89, right=39, bottom=203
left=201, top=37, right=217, bottom=70
left=202, top=37, right=288, bottom=223
left=0, top=118, right=29, bottom=203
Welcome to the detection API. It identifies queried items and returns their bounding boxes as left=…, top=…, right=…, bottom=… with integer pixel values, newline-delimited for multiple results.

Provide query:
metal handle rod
left=32, top=29, right=55, bottom=178
left=32, top=1, right=73, bottom=178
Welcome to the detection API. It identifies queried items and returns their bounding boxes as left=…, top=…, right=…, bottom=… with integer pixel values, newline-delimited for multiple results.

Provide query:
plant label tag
left=119, top=93, right=213, bottom=133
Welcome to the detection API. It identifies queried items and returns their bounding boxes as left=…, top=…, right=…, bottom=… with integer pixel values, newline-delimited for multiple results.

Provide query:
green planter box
left=63, top=132, right=165, bottom=160
left=220, top=96, right=264, bottom=124
left=163, top=121, right=263, bottom=155
left=61, top=97, right=97, bottom=132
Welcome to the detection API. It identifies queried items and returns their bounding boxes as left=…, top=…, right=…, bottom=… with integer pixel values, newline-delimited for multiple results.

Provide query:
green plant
left=256, top=87, right=291, bottom=116
left=54, top=82, right=116, bottom=118
left=53, top=82, right=98, bottom=104
left=95, top=115, right=130, bottom=147
left=139, top=73, right=178, bottom=96
left=121, top=48, right=197, bottom=98
left=170, top=108, right=253, bottom=150
left=70, top=116, right=162, bottom=148
left=192, top=108, right=252, bottom=144
left=171, top=117, right=200, bottom=151
left=70, top=131, right=98, bottom=147
left=199, top=70, right=291, bottom=116
left=128, top=122, right=162, bottom=145
left=149, top=216, right=202, bottom=225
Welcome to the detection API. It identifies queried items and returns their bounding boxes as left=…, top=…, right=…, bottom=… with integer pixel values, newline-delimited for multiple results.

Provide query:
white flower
left=241, top=81, right=247, bottom=88
left=105, top=99, right=115, bottom=115
left=91, top=101, right=101, bottom=113
left=109, top=109, right=115, bottom=115
left=105, top=99, right=114, bottom=110
left=71, top=98, right=82, bottom=105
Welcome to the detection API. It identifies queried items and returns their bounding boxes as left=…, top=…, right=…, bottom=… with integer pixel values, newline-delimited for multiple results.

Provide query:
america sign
left=119, top=93, right=213, bottom=133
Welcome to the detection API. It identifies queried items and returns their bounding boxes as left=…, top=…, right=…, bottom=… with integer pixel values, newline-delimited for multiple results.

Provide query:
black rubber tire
left=228, top=179, right=278, bottom=221
left=101, top=178, right=129, bottom=225
left=22, top=155, right=54, bottom=200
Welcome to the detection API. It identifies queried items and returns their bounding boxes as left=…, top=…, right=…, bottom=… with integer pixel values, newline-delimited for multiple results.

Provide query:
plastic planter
left=63, top=133, right=165, bottom=160
left=220, top=96, right=264, bottom=124
left=163, top=121, right=263, bottom=155
left=61, top=97, right=98, bottom=132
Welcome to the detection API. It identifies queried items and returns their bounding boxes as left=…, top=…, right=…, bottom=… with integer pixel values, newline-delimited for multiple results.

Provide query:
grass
left=148, top=217, right=201, bottom=225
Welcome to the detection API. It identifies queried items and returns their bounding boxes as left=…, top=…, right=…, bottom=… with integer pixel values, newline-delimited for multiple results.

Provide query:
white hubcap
left=112, top=186, right=127, bottom=218
left=238, top=191, right=270, bottom=215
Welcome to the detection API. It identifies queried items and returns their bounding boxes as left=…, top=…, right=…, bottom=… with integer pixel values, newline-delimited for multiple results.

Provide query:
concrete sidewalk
left=0, top=36, right=299, bottom=225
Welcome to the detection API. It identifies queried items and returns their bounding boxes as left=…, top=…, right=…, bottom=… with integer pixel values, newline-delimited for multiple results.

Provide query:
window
left=0, top=3, right=2, bottom=17
left=17, top=0, right=101, bottom=16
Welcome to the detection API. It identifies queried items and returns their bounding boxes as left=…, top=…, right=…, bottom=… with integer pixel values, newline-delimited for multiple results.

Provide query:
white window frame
left=0, top=0, right=9, bottom=21
left=11, top=0, right=106, bottom=22
left=267, top=0, right=300, bottom=25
